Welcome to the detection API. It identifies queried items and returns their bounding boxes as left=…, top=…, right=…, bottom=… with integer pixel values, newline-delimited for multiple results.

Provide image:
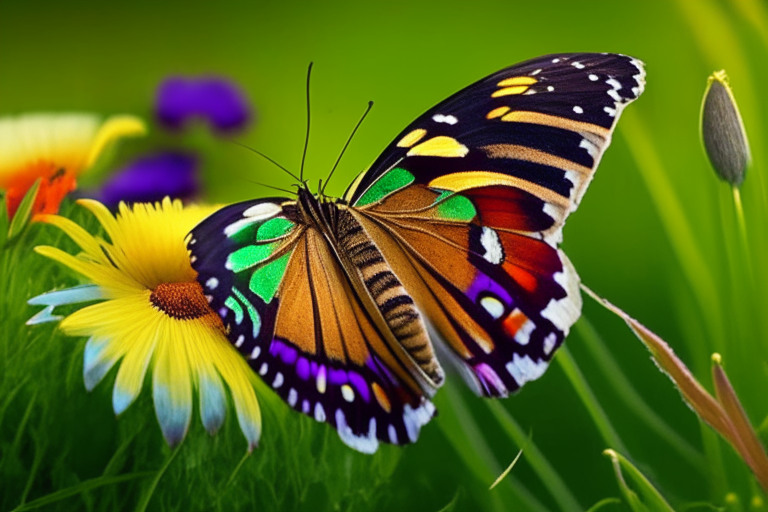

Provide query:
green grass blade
left=439, top=381, right=549, bottom=512
left=555, top=346, right=629, bottom=455
left=0, top=195, right=9, bottom=246
left=11, top=472, right=154, bottom=511
left=134, top=445, right=181, bottom=512
left=489, top=448, right=523, bottom=490
left=435, top=491, right=461, bottom=512
left=575, top=318, right=707, bottom=472
left=620, top=109, right=724, bottom=355
left=486, top=400, right=582, bottom=512
left=586, top=497, right=622, bottom=512
left=7, top=178, right=41, bottom=241
left=604, top=449, right=675, bottom=512
left=730, top=0, right=768, bottom=52
left=102, top=432, right=137, bottom=477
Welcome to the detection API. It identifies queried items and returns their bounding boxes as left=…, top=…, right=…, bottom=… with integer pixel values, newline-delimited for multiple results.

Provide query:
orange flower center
left=150, top=282, right=220, bottom=323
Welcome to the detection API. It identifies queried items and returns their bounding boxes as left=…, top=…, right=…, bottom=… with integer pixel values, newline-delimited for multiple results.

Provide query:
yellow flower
left=0, top=113, right=145, bottom=218
left=28, top=198, right=261, bottom=450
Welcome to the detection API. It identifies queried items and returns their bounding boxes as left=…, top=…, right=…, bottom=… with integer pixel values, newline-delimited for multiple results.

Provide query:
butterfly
left=188, top=53, right=645, bottom=453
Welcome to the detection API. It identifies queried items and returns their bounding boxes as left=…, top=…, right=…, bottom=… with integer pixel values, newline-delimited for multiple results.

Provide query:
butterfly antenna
left=300, top=62, right=314, bottom=183
left=243, top=179, right=298, bottom=196
left=228, top=139, right=301, bottom=182
left=322, top=100, right=374, bottom=195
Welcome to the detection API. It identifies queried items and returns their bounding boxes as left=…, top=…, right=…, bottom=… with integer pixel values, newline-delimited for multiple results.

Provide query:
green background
left=3, top=0, right=768, bottom=510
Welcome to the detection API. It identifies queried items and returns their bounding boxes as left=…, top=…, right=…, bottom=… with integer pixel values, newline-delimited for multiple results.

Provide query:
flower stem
left=732, top=186, right=754, bottom=282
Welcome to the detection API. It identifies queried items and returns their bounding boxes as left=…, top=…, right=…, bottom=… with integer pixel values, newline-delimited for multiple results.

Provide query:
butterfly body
left=189, top=53, right=646, bottom=453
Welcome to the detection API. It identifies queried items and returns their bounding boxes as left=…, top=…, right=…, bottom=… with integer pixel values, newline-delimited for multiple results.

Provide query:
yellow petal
left=113, top=313, right=161, bottom=414
left=207, top=331, right=261, bottom=450
left=152, top=318, right=193, bottom=446
left=35, top=214, right=103, bottom=259
left=182, top=322, right=227, bottom=434
left=34, top=246, right=141, bottom=296
left=85, top=115, right=146, bottom=168
left=76, top=199, right=120, bottom=238
left=60, top=293, right=152, bottom=337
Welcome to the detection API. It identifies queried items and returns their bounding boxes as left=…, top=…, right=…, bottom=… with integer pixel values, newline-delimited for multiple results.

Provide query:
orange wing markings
left=367, top=203, right=562, bottom=310
left=501, top=309, right=530, bottom=338
left=355, top=212, right=494, bottom=356
left=497, top=110, right=610, bottom=141
left=429, top=171, right=571, bottom=210
left=274, top=237, right=317, bottom=356
left=480, top=144, right=593, bottom=175
left=276, top=227, right=427, bottom=395
left=305, top=230, right=356, bottom=363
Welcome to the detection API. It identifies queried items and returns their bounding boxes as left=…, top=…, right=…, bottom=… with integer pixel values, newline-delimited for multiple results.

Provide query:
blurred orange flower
left=0, top=114, right=145, bottom=218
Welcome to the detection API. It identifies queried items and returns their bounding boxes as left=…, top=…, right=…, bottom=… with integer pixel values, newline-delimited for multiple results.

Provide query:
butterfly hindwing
left=190, top=198, right=435, bottom=453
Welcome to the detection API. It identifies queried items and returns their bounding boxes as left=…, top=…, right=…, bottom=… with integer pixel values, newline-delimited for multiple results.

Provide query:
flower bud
left=701, top=70, right=751, bottom=186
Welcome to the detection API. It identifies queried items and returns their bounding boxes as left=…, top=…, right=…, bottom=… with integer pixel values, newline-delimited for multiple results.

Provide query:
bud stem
left=732, top=186, right=753, bottom=282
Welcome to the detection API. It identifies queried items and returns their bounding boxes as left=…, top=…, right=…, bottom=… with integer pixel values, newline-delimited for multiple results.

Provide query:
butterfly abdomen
left=336, top=209, right=444, bottom=387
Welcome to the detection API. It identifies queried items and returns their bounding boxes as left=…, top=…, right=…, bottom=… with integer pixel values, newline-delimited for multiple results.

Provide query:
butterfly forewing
left=346, top=52, right=645, bottom=242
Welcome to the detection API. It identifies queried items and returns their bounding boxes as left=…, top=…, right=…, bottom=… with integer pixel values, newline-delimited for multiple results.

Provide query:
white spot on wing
left=388, top=424, right=398, bottom=444
left=572, top=61, right=585, bottom=69
left=552, top=58, right=561, bottom=63
left=579, top=138, right=599, bottom=158
left=530, top=68, right=542, bottom=76
left=259, top=363, right=268, bottom=375
left=224, top=203, right=282, bottom=237
left=336, top=410, right=379, bottom=453
left=604, top=106, right=616, bottom=117
left=480, top=296, right=505, bottom=320
left=480, top=227, right=504, bottom=264
left=272, top=372, right=284, bottom=389
left=314, top=402, right=326, bottom=422
left=573, top=106, right=583, bottom=114
left=506, top=354, right=549, bottom=386
left=630, top=58, right=646, bottom=97
left=288, top=388, right=298, bottom=407
left=588, top=74, right=598, bottom=81
left=250, top=345, right=260, bottom=359
left=341, top=384, right=355, bottom=402
left=541, top=250, right=582, bottom=334
left=514, top=318, right=535, bottom=345
left=206, top=277, right=219, bottom=290
left=543, top=332, right=557, bottom=355
left=432, top=114, right=458, bottom=125
left=235, top=334, right=245, bottom=348
left=606, top=78, right=623, bottom=102
left=402, top=401, right=435, bottom=442
left=547, top=86, right=554, bottom=92
left=244, top=202, right=281, bottom=218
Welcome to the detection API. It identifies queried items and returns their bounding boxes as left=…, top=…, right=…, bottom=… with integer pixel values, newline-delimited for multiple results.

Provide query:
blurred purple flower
left=100, top=152, right=198, bottom=207
left=155, top=76, right=252, bottom=134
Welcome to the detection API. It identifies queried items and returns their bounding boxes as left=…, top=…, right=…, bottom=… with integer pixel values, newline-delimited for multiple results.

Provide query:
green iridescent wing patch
left=189, top=198, right=300, bottom=362
left=432, top=190, right=477, bottom=222
left=354, top=167, right=415, bottom=207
